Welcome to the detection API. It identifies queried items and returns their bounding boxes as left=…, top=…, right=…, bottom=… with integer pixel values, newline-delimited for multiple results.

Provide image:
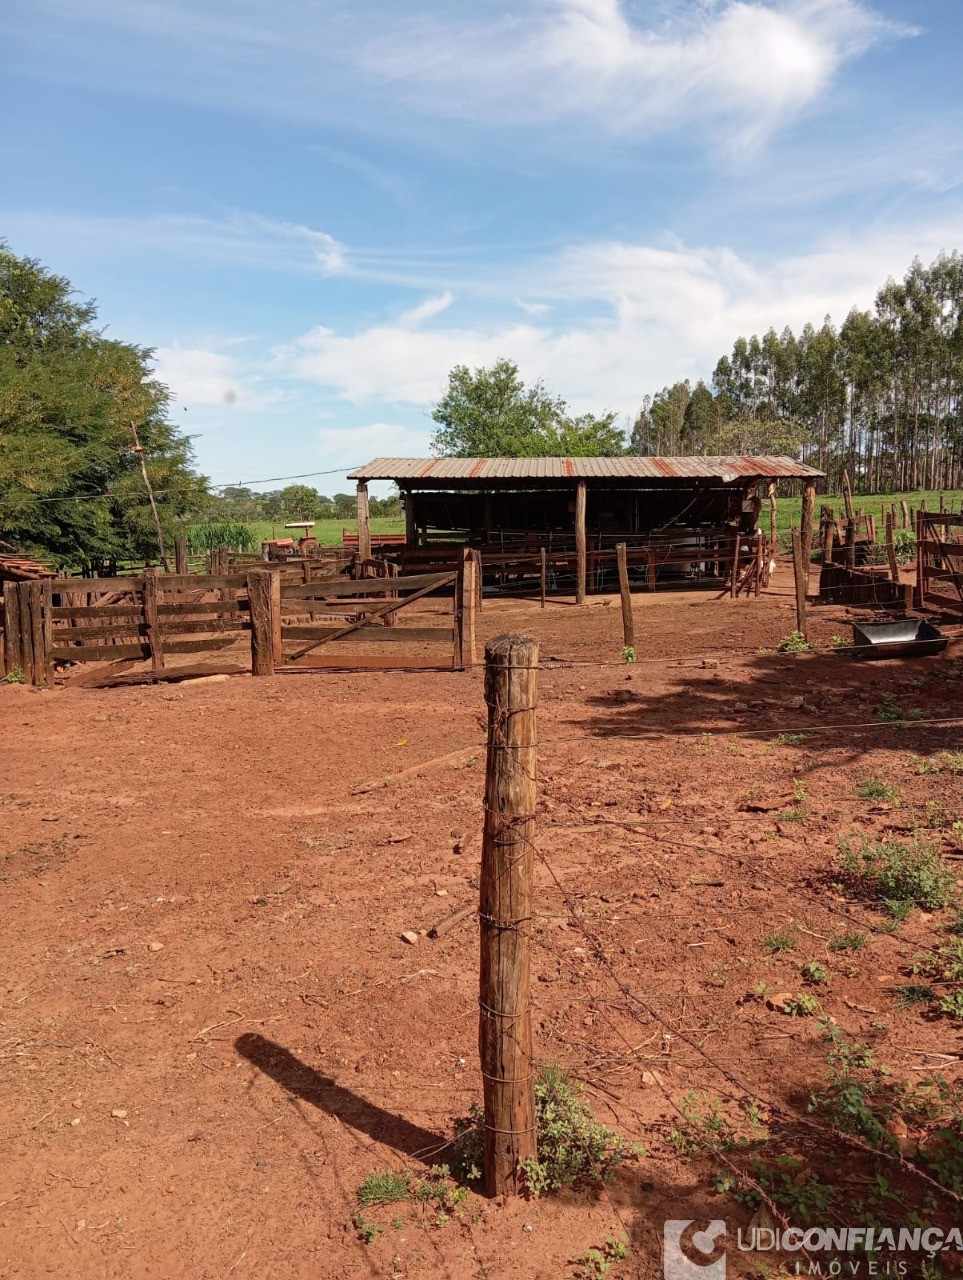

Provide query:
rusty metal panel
left=348, top=456, right=826, bottom=482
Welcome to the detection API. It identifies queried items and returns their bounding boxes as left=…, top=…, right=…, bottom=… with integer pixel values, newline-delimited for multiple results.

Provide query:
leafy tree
left=631, top=381, right=690, bottom=454
left=0, top=243, right=206, bottom=565
left=431, top=358, right=625, bottom=456
left=276, top=484, right=325, bottom=520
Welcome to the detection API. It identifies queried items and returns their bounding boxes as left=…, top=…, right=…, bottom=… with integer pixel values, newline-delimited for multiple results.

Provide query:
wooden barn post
left=540, top=547, right=547, bottom=609
left=791, top=530, right=808, bottom=640
left=575, top=481, right=587, bottom=605
left=616, top=543, right=634, bottom=651
left=479, top=633, right=538, bottom=1197
left=174, top=538, right=189, bottom=575
left=768, top=482, right=778, bottom=557
left=356, top=481, right=372, bottom=563
left=248, top=570, right=280, bottom=676
left=455, top=547, right=476, bottom=668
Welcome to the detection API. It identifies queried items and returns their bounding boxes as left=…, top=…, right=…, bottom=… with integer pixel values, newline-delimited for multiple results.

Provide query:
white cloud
left=398, top=291, right=455, bottom=326
left=276, top=215, right=963, bottom=417
left=153, top=342, right=285, bottom=410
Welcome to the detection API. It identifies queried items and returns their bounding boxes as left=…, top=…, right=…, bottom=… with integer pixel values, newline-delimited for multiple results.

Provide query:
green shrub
left=521, top=1066, right=625, bottom=1194
left=837, top=835, right=955, bottom=914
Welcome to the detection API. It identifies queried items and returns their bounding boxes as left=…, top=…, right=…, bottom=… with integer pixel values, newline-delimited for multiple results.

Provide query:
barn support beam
left=575, top=481, right=587, bottom=605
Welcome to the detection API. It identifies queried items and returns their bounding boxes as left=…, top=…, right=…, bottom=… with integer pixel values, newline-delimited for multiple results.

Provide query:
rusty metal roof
left=348, top=456, right=825, bottom=483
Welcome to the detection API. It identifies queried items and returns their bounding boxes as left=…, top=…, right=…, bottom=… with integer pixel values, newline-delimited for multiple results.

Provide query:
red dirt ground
left=2, top=571, right=962, bottom=1279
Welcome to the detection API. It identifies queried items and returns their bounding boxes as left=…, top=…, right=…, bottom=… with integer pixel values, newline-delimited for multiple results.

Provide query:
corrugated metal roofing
left=348, top=456, right=825, bottom=482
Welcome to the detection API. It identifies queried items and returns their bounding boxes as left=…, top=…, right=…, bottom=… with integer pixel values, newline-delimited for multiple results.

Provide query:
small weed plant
left=621, top=646, right=636, bottom=664
left=762, top=927, right=796, bottom=954
left=777, top=630, right=810, bottom=654
left=836, top=834, right=955, bottom=916
left=828, top=932, right=867, bottom=952
left=573, top=1234, right=631, bottom=1278
left=856, top=777, right=900, bottom=803
left=3, top=667, right=25, bottom=684
left=800, top=960, right=829, bottom=985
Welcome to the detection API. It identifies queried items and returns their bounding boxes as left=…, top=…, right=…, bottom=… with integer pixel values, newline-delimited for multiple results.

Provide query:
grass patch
left=828, top=932, right=868, bottom=952
left=356, top=1169, right=411, bottom=1207
left=800, top=960, right=828, bottom=985
left=856, top=777, right=901, bottom=803
left=777, top=630, right=810, bottom=654
left=763, top=927, right=796, bottom=954
left=836, top=834, right=955, bottom=916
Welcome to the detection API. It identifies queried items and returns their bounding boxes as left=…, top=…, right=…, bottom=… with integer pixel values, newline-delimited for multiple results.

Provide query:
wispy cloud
left=11, top=0, right=908, bottom=150
left=399, top=292, right=455, bottom=326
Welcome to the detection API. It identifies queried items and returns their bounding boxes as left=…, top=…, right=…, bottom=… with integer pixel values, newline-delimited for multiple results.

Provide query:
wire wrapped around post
left=479, top=632, right=538, bottom=1196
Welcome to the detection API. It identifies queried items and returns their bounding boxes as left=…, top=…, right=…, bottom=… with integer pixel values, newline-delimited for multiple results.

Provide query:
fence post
left=3, top=582, right=23, bottom=677
left=479, top=633, right=538, bottom=1197
left=575, top=481, right=586, bottom=605
left=615, top=543, right=634, bottom=651
left=143, top=567, right=166, bottom=674
left=791, top=530, right=808, bottom=640
left=754, top=531, right=763, bottom=597
left=41, top=582, right=54, bottom=685
left=885, top=511, right=900, bottom=585
left=248, top=570, right=279, bottom=676
left=456, top=548, right=476, bottom=668
left=915, top=512, right=925, bottom=610
left=730, top=535, right=740, bottom=598
left=540, top=547, right=547, bottom=610
left=174, top=538, right=189, bottom=575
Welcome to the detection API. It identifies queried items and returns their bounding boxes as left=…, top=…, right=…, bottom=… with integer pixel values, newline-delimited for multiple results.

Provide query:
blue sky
left=4, top=0, right=963, bottom=496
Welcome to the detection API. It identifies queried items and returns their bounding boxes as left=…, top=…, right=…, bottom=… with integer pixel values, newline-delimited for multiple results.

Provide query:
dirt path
left=2, top=578, right=962, bottom=1278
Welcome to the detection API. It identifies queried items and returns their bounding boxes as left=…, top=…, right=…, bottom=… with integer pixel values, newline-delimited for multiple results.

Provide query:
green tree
left=277, top=484, right=325, bottom=520
left=431, top=358, right=625, bottom=456
left=0, top=243, right=206, bottom=565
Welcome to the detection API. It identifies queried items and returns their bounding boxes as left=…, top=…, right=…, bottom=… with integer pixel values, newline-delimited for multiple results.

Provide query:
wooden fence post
left=885, top=511, right=900, bottom=585
left=41, top=582, right=54, bottom=685
left=730, top=535, right=740, bottom=598
left=791, top=530, right=808, bottom=640
left=540, top=547, right=547, bottom=610
left=456, top=548, right=476, bottom=668
left=480, top=633, right=538, bottom=1197
left=174, top=538, right=189, bottom=575
left=143, top=567, right=166, bottom=674
left=472, top=550, right=483, bottom=614
left=3, top=583, right=23, bottom=677
left=615, top=543, right=634, bottom=651
left=248, top=570, right=279, bottom=676
left=915, top=512, right=925, bottom=610
left=768, top=482, right=777, bottom=559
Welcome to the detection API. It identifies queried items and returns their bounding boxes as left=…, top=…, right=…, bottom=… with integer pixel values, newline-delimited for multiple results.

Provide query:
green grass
left=769, top=488, right=963, bottom=548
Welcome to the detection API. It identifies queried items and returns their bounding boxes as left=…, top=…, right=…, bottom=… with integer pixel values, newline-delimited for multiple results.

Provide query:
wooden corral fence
left=0, top=554, right=477, bottom=684
left=916, top=512, right=963, bottom=616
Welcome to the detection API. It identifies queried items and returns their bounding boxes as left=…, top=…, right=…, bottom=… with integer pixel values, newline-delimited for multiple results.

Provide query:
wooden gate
left=917, top=512, right=963, bottom=616
left=277, top=550, right=476, bottom=670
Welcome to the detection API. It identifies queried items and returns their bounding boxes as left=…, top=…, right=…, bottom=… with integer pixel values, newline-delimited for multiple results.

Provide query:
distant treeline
left=633, top=252, right=963, bottom=493
left=205, top=483, right=401, bottom=524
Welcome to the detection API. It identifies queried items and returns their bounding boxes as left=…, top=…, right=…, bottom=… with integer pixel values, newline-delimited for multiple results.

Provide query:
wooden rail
left=916, top=512, right=963, bottom=615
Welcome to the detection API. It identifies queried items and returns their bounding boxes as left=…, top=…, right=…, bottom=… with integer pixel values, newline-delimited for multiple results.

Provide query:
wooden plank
left=27, top=583, right=47, bottom=686
left=281, top=571, right=454, bottom=601
left=18, top=584, right=35, bottom=685
left=164, top=637, right=241, bottom=655
left=46, top=577, right=145, bottom=593
left=50, top=643, right=151, bottom=661
left=52, top=623, right=146, bottom=642
left=158, top=618, right=248, bottom=635
left=52, top=605, right=144, bottom=621
left=920, top=590, right=963, bottom=612
left=287, top=573, right=458, bottom=660
left=157, top=600, right=250, bottom=616
left=280, top=625, right=454, bottom=643
left=281, top=653, right=458, bottom=671
left=78, top=662, right=248, bottom=689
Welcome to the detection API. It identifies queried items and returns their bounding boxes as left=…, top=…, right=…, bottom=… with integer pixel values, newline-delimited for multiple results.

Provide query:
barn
left=348, top=456, right=823, bottom=599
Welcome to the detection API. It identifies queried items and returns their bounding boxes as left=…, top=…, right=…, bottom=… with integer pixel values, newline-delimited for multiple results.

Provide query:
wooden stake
left=915, top=511, right=925, bottom=610
left=143, top=567, right=166, bottom=673
left=479, top=633, right=538, bottom=1197
left=791, top=530, right=807, bottom=640
left=18, top=583, right=35, bottom=685
left=768, top=482, right=777, bottom=560
left=885, top=511, right=900, bottom=585
left=540, top=547, right=547, bottom=610
left=730, top=535, right=740, bottom=598
left=41, top=582, right=54, bottom=685
left=248, top=570, right=279, bottom=676
left=472, top=549, right=483, bottom=614
left=822, top=514, right=834, bottom=566
left=900, top=498, right=910, bottom=530
left=754, top=531, right=763, bottom=597
left=841, top=471, right=856, bottom=569
left=575, top=482, right=586, bottom=605
left=27, top=583, right=47, bottom=686
left=615, top=543, right=634, bottom=651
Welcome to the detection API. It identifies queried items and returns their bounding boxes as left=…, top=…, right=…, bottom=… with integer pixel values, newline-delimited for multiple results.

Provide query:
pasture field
left=2, top=565, right=963, bottom=1277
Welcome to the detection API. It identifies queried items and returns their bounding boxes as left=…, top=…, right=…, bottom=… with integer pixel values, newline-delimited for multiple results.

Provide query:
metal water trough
left=851, top=618, right=948, bottom=660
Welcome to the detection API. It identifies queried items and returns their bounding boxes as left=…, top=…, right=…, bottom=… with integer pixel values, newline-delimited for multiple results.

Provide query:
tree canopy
left=633, top=252, right=963, bottom=492
left=431, top=358, right=626, bottom=457
left=0, top=244, right=206, bottom=565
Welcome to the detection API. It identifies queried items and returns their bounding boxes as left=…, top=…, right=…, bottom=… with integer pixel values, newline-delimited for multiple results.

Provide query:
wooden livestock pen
left=349, top=456, right=824, bottom=603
